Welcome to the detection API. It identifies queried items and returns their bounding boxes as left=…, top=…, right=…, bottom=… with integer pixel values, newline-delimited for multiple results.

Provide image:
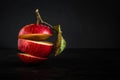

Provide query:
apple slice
left=18, top=24, right=52, bottom=40
left=18, top=39, right=53, bottom=58
left=18, top=53, right=47, bottom=63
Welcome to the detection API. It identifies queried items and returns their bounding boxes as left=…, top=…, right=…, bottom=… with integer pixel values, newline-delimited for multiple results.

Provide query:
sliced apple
left=18, top=53, right=47, bottom=63
left=18, top=39, right=53, bottom=58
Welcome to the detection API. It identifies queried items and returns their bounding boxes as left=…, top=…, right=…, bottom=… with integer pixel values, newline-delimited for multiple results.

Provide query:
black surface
left=0, top=48, right=120, bottom=80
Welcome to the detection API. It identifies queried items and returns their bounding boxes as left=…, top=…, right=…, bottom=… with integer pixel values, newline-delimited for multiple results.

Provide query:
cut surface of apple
left=18, top=53, right=47, bottom=63
left=19, top=34, right=52, bottom=41
left=18, top=39, right=53, bottom=58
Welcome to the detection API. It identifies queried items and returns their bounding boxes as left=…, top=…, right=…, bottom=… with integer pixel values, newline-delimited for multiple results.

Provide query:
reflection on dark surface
left=16, top=65, right=68, bottom=80
left=0, top=48, right=120, bottom=80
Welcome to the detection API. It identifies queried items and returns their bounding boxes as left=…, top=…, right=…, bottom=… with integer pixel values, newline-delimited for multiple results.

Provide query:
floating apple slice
left=18, top=39, right=53, bottom=58
left=18, top=24, right=52, bottom=41
left=18, top=53, right=47, bottom=63
left=53, top=25, right=66, bottom=56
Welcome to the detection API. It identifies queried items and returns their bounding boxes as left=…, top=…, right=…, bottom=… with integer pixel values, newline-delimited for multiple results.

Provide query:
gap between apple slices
left=19, top=34, right=52, bottom=41
left=18, top=38, right=53, bottom=46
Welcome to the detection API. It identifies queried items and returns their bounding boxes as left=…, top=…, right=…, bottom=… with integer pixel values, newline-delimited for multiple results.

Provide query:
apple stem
left=43, top=21, right=53, bottom=28
left=35, top=9, right=43, bottom=24
left=35, top=9, right=53, bottom=29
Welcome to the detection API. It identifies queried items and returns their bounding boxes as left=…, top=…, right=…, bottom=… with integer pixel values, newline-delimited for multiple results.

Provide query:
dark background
left=0, top=0, right=120, bottom=79
left=0, top=0, right=119, bottom=48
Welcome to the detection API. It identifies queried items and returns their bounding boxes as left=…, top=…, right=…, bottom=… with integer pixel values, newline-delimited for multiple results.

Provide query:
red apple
left=18, top=53, right=47, bottom=63
left=18, top=24, right=52, bottom=40
left=18, top=39, right=53, bottom=58
left=17, top=9, right=54, bottom=63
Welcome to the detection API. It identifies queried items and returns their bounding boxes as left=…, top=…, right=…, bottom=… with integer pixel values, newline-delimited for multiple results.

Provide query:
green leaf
left=53, top=25, right=66, bottom=56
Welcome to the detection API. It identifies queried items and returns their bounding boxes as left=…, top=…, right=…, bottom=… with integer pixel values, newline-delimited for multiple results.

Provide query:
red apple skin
left=18, top=53, right=47, bottom=64
left=19, top=24, right=52, bottom=36
left=18, top=39, right=53, bottom=58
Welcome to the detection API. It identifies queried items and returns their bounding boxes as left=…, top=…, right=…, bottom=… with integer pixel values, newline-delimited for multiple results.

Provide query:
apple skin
left=18, top=24, right=52, bottom=40
left=18, top=53, right=48, bottom=64
left=18, top=39, right=53, bottom=58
